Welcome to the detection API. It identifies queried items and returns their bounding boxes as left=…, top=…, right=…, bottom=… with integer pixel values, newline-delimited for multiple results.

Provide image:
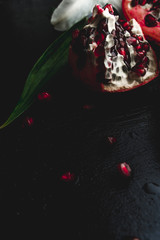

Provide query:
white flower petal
left=50, top=0, right=122, bottom=31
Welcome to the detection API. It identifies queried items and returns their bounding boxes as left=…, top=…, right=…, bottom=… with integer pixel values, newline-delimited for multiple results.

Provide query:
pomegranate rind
left=69, top=5, right=159, bottom=93
left=122, top=0, right=160, bottom=45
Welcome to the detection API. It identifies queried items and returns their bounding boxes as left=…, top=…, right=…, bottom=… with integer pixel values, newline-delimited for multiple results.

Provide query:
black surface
left=1, top=1, right=160, bottom=239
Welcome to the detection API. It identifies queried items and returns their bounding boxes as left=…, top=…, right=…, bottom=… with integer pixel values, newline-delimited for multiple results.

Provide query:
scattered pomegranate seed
left=107, top=136, right=117, bottom=144
left=61, top=172, right=75, bottom=182
left=22, top=117, right=34, bottom=127
left=38, top=92, right=51, bottom=101
left=118, top=162, right=131, bottom=177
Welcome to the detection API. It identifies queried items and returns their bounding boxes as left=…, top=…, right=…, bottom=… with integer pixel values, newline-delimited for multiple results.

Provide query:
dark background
left=1, top=1, right=160, bottom=239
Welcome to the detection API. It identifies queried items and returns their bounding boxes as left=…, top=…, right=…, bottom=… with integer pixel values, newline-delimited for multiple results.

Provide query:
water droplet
left=143, top=182, right=160, bottom=195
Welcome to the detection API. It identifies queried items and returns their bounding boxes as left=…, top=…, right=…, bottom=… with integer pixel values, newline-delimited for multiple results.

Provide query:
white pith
left=80, top=6, right=158, bottom=91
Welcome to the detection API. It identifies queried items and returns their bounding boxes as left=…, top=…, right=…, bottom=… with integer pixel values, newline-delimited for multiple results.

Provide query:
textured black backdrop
left=1, top=1, right=160, bottom=240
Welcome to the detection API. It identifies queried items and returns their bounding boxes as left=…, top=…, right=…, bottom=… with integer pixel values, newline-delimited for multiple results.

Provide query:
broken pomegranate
left=69, top=4, right=159, bottom=92
left=122, top=0, right=160, bottom=45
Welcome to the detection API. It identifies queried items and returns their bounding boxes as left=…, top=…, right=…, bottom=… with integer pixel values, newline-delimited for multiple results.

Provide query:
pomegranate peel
left=69, top=4, right=159, bottom=93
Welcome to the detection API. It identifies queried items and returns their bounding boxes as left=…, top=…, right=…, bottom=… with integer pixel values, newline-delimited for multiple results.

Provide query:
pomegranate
left=69, top=4, right=159, bottom=92
left=122, top=0, right=160, bottom=45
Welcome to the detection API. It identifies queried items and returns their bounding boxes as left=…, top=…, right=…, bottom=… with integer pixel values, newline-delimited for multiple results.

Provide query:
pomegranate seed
left=104, top=4, right=114, bottom=14
left=131, top=0, right=139, bottom=7
left=22, top=117, right=34, bottom=127
left=61, top=172, right=75, bottom=182
left=122, top=21, right=130, bottom=29
left=38, top=92, right=51, bottom=101
left=118, top=162, right=131, bottom=177
left=136, top=35, right=143, bottom=41
left=95, top=32, right=105, bottom=44
left=142, top=56, right=149, bottom=66
left=132, top=66, right=146, bottom=76
left=142, top=42, right=150, bottom=51
left=126, top=36, right=137, bottom=46
left=107, top=136, right=117, bottom=144
left=135, top=44, right=142, bottom=51
left=139, top=0, right=146, bottom=5
left=145, top=14, right=158, bottom=27
left=119, top=38, right=126, bottom=47
left=118, top=47, right=126, bottom=56
left=135, top=51, right=145, bottom=61
left=96, top=5, right=104, bottom=14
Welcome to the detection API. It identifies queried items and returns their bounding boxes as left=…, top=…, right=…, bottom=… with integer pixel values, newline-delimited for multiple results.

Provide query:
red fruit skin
left=69, top=45, right=159, bottom=93
left=122, top=0, right=160, bottom=45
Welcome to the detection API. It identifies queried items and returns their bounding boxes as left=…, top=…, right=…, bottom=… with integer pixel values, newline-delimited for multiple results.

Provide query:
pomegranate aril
left=118, top=47, right=126, bottom=56
left=135, top=44, right=142, bottom=52
left=118, top=162, right=131, bottom=177
left=126, top=36, right=137, bottom=46
left=142, top=56, right=149, bottom=66
left=142, top=42, right=150, bottom=51
left=38, top=92, right=51, bottom=101
left=96, top=5, right=104, bottom=14
left=22, top=117, right=34, bottom=128
left=122, top=21, right=130, bottom=29
left=61, top=172, right=75, bottom=182
left=119, top=38, right=126, bottom=47
left=139, top=0, right=146, bottom=5
left=136, top=51, right=146, bottom=60
left=104, top=4, right=114, bottom=14
left=107, top=136, right=117, bottom=144
left=136, top=35, right=143, bottom=41
left=131, top=0, right=139, bottom=7
left=132, top=66, right=146, bottom=76
left=145, top=14, right=158, bottom=27
left=95, top=32, right=106, bottom=44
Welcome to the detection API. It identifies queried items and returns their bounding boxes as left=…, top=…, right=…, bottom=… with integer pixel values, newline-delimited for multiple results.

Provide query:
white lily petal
left=50, top=0, right=122, bottom=31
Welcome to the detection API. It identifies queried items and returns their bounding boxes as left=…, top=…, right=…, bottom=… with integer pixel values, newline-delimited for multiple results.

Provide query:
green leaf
left=0, top=18, right=86, bottom=129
